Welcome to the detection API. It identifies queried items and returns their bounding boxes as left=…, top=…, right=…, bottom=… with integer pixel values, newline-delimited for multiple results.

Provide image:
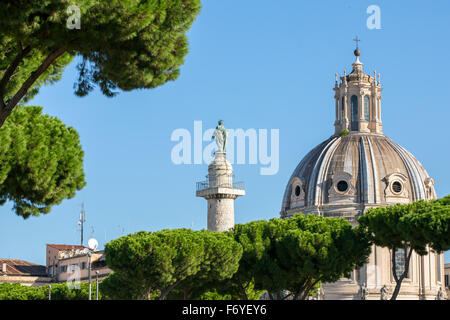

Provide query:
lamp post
left=96, top=270, right=99, bottom=300
left=87, top=252, right=92, bottom=300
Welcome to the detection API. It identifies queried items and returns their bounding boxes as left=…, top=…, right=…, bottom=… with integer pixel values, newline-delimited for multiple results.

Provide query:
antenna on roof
left=78, top=203, right=86, bottom=247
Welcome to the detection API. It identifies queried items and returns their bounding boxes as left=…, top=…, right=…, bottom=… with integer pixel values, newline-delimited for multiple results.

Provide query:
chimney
left=2, top=263, right=7, bottom=273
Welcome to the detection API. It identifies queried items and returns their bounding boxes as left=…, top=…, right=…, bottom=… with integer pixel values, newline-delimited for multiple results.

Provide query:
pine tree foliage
left=0, top=105, right=85, bottom=218
left=0, top=0, right=201, bottom=126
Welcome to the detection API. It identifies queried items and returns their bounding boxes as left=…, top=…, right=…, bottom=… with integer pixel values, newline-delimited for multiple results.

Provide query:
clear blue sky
left=1, top=0, right=449, bottom=265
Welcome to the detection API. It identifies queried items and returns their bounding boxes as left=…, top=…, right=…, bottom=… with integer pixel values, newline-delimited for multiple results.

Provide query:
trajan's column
left=196, top=120, right=245, bottom=231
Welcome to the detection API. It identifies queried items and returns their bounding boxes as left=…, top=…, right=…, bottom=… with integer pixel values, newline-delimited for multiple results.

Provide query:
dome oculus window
left=294, top=185, right=301, bottom=197
left=336, top=180, right=349, bottom=192
left=392, top=181, right=402, bottom=194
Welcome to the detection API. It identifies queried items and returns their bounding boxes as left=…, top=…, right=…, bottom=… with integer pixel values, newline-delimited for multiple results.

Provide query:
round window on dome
left=392, top=181, right=403, bottom=194
left=336, top=180, right=349, bottom=192
left=294, top=185, right=301, bottom=197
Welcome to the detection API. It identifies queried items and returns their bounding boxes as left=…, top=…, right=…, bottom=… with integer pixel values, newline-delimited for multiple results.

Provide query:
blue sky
left=1, top=0, right=449, bottom=265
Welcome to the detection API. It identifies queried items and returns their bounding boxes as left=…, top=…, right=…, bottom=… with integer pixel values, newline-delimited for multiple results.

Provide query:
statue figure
left=212, top=120, right=227, bottom=152
left=380, top=285, right=389, bottom=300
left=359, top=283, right=369, bottom=300
left=436, top=286, right=447, bottom=300
left=424, top=177, right=435, bottom=199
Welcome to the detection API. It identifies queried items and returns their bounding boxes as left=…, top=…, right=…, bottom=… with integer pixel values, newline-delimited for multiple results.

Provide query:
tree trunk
left=184, top=287, right=192, bottom=300
left=390, top=247, right=413, bottom=300
left=238, top=280, right=248, bottom=300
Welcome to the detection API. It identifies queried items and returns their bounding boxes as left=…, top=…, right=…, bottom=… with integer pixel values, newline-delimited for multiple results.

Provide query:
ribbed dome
left=280, top=133, right=436, bottom=222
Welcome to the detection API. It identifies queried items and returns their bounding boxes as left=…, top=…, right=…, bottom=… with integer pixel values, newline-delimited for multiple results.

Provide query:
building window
left=445, top=274, right=449, bottom=287
left=391, top=181, right=403, bottom=194
left=60, top=265, right=67, bottom=273
left=351, top=95, right=358, bottom=131
left=294, top=185, right=301, bottom=197
left=336, top=180, right=349, bottom=192
left=70, top=264, right=78, bottom=273
left=341, top=97, right=345, bottom=119
left=81, top=262, right=86, bottom=270
left=364, top=96, right=370, bottom=121
left=394, top=248, right=408, bottom=278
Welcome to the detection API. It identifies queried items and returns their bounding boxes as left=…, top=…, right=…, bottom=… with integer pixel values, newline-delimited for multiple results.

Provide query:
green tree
left=358, top=197, right=450, bottom=300
left=220, top=214, right=370, bottom=300
left=0, top=0, right=201, bottom=126
left=0, top=105, right=85, bottom=218
left=169, top=230, right=242, bottom=300
left=272, top=214, right=371, bottom=300
left=218, top=219, right=285, bottom=300
left=105, top=228, right=242, bottom=300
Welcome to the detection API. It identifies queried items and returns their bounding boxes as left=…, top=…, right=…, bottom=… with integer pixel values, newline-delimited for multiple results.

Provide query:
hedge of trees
left=0, top=282, right=100, bottom=300
left=2, top=197, right=448, bottom=300
left=101, top=197, right=449, bottom=300
left=101, top=213, right=372, bottom=300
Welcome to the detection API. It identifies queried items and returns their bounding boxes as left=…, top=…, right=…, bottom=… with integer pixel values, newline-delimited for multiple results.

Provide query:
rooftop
left=47, top=244, right=86, bottom=251
left=0, top=259, right=47, bottom=276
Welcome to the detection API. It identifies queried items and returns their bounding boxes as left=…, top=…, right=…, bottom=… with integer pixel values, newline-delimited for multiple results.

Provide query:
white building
left=46, top=244, right=111, bottom=283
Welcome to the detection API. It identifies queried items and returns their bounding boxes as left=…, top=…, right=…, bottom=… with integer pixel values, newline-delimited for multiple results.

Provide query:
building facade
left=280, top=48, right=445, bottom=300
left=46, top=244, right=111, bottom=283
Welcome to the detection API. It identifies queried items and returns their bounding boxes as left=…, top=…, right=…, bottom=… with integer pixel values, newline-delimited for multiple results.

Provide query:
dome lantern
left=333, top=40, right=383, bottom=135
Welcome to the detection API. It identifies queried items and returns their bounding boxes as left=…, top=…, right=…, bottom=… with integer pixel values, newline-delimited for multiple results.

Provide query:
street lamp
left=87, top=252, right=92, bottom=300
left=96, top=270, right=99, bottom=300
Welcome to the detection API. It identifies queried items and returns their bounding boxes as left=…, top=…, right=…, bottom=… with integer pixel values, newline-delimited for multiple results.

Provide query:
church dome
left=280, top=49, right=436, bottom=222
left=280, top=133, right=436, bottom=221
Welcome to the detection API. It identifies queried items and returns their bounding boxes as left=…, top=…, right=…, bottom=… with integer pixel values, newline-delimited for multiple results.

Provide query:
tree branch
left=303, top=278, right=321, bottom=300
left=0, top=40, right=32, bottom=104
left=0, top=46, right=66, bottom=127
left=300, top=277, right=313, bottom=300
left=390, top=247, right=413, bottom=300
left=392, top=247, right=399, bottom=283
left=238, top=279, right=249, bottom=300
